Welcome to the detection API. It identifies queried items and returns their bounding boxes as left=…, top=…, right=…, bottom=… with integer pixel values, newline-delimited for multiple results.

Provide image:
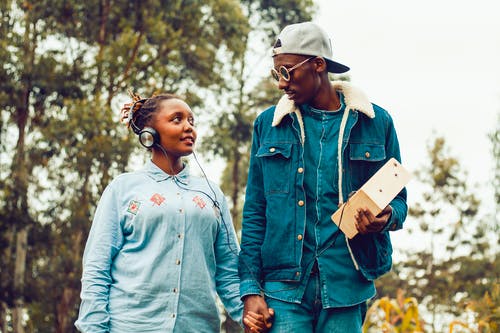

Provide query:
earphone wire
left=155, top=143, right=348, bottom=295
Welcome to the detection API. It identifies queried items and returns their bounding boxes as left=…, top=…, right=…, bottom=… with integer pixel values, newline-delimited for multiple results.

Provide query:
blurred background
left=0, top=0, right=498, bottom=332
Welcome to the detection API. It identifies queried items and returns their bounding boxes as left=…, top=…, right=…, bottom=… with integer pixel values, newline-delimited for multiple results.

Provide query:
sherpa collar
left=271, top=80, right=375, bottom=127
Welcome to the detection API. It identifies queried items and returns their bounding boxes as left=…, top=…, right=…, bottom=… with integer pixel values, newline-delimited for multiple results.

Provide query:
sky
left=311, top=0, right=500, bottom=253
left=314, top=0, right=499, bottom=205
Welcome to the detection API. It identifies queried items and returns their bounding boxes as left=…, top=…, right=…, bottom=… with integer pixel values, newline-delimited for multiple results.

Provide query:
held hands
left=355, top=205, right=392, bottom=234
left=243, top=295, right=274, bottom=333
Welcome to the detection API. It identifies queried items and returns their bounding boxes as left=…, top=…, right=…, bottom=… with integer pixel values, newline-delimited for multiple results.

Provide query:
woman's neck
left=151, top=150, right=183, bottom=175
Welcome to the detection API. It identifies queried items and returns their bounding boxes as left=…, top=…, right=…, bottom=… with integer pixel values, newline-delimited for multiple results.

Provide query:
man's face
left=272, top=54, right=319, bottom=105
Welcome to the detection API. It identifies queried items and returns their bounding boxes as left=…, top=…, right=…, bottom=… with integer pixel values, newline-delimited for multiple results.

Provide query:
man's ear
left=313, top=57, right=328, bottom=73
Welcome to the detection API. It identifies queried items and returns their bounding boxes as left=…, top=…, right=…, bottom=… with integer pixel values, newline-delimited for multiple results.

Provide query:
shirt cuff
left=240, top=279, right=262, bottom=300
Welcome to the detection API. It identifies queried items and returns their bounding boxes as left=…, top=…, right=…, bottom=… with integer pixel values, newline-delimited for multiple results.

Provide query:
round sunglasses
left=271, top=57, right=315, bottom=82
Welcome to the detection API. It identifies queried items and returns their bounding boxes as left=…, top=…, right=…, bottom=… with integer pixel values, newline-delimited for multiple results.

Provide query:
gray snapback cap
left=272, top=22, right=349, bottom=74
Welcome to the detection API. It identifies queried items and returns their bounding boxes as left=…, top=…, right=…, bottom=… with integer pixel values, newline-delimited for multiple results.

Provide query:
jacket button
left=365, top=151, right=370, bottom=158
left=296, top=271, right=301, bottom=277
left=297, top=234, right=303, bottom=240
left=269, top=147, right=276, bottom=153
left=297, top=167, right=304, bottom=173
left=298, top=200, right=304, bottom=206
left=175, top=259, right=181, bottom=265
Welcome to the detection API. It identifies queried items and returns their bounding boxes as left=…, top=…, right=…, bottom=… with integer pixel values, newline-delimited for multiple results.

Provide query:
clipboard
left=331, top=158, right=411, bottom=239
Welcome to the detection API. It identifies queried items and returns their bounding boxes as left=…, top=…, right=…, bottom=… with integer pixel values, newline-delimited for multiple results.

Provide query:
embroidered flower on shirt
left=150, top=193, right=165, bottom=206
left=127, top=200, right=141, bottom=215
left=193, top=195, right=206, bottom=209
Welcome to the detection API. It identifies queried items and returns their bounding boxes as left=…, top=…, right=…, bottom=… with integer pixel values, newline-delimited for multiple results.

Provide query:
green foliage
left=0, top=0, right=255, bottom=331
left=201, top=0, right=315, bottom=231
left=363, top=289, right=424, bottom=333
left=490, top=113, right=500, bottom=221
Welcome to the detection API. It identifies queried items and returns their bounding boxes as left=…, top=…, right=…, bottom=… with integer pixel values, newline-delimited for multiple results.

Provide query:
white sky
left=314, top=0, right=499, bottom=214
left=311, top=0, right=500, bottom=262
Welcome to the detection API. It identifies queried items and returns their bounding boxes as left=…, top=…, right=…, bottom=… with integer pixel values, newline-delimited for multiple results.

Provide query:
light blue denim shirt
left=75, top=160, right=242, bottom=333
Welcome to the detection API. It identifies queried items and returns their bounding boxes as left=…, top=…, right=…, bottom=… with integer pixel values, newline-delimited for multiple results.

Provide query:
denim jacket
left=239, top=81, right=408, bottom=297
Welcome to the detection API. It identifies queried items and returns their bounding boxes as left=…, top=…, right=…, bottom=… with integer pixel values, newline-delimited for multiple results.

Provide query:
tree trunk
left=59, top=230, right=83, bottom=332
left=230, top=150, right=241, bottom=228
left=12, top=228, right=28, bottom=333
left=55, top=287, right=79, bottom=333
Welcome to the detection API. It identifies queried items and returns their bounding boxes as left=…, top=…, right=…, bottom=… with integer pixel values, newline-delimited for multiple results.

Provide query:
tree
left=376, top=136, right=498, bottom=333
left=0, top=1, right=251, bottom=331
left=202, top=0, right=316, bottom=229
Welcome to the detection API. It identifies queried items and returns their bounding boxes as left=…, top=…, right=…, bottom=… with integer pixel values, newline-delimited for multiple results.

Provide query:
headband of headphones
left=127, top=98, right=148, bottom=135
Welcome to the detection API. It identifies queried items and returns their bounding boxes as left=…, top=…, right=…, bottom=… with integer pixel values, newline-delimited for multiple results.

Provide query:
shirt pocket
left=256, top=142, right=292, bottom=194
left=349, top=143, right=386, bottom=161
left=348, top=143, right=386, bottom=189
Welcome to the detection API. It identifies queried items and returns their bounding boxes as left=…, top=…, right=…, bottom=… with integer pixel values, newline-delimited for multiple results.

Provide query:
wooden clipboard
left=331, top=158, right=411, bottom=239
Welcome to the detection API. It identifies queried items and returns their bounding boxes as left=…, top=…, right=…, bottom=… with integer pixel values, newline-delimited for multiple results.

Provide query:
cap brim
left=326, top=59, right=350, bottom=73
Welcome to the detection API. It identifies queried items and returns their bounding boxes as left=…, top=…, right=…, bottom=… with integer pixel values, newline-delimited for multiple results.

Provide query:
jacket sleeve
left=75, top=184, right=123, bottom=333
left=238, top=116, right=266, bottom=298
left=381, top=113, right=408, bottom=232
left=214, top=193, right=243, bottom=325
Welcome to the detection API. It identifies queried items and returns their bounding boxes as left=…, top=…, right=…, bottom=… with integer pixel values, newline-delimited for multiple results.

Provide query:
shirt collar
left=144, top=159, right=190, bottom=185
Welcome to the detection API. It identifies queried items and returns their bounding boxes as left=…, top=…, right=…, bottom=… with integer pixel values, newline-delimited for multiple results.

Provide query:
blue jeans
left=265, top=273, right=367, bottom=333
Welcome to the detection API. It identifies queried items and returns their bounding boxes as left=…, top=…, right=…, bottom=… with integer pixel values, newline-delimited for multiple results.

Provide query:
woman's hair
left=121, top=93, right=181, bottom=132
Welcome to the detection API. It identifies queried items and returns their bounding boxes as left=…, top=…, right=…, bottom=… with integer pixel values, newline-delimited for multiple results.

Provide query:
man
left=239, top=22, right=408, bottom=332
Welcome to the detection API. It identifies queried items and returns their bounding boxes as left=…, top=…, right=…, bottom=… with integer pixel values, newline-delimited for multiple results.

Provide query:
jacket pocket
left=256, top=143, right=292, bottom=194
left=348, top=143, right=386, bottom=189
left=349, top=143, right=386, bottom=161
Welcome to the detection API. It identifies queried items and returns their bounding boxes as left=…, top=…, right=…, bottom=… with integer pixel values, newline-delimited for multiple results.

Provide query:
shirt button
left=173, top=288, right=178, bottom=293
left=298, top=200, right=304, bottom=206
left=177, top=234, right=183, bottom=239
left=269, top=147, right=276, bottom=153
left=365, top=151, right=371, bottom=158
left=295, top=271, right=301, bottom=277
left=297, top=167, right=304, bottom=173
left=176, top=259, right=181, bottom=265
left=297, top=234, right=303, bottom=241
left=179, top=208, right=183, bottom=213
left=171, top=313, right=176, bottom=318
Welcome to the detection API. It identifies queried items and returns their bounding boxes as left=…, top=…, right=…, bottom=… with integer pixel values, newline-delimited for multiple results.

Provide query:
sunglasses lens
left=279, top=66, right=290, bottom=81
left=271, top=69, right=280, bottom=82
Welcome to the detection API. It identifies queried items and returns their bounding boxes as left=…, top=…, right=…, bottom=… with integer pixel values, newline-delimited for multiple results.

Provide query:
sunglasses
left=271, top=57, right=315, bottom=82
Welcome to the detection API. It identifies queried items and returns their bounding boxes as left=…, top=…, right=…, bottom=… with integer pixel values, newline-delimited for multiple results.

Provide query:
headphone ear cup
left=138, top=127, right=159, bottom=148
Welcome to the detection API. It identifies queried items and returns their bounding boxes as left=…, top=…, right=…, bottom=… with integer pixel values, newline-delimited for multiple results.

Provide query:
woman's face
left=152, top=98, right=197, bottom=157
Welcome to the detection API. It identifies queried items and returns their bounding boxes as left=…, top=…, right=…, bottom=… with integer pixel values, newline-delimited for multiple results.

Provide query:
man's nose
left=277, top=76, right=289, bottom=90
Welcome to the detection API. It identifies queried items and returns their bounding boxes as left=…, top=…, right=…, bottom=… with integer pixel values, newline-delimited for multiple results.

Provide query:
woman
left=75, top=93, right=270, bottom=332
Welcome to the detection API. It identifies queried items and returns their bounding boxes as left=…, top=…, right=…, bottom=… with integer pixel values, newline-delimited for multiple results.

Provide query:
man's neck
left=310, top=81, right=341, bottom=111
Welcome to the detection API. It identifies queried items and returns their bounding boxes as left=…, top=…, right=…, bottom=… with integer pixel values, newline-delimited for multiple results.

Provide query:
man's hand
left=355, top=205, right=392, bottom=234
left=243, top=295, right=274, bottom=333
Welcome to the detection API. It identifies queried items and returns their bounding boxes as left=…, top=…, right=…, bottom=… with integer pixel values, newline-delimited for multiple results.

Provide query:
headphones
left=128, top=99, right=160, bottom=149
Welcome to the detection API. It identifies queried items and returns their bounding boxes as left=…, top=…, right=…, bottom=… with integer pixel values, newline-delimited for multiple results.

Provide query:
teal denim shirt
left=239, top=82, right=408, bottom=299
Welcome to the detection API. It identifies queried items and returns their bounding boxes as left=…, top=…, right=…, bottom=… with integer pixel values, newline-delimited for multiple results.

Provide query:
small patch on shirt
left=127, top=200, right=141, bottom=215
left=150, top=193, right=166, bottom=206
left=192, top=195, right=206, bottom=209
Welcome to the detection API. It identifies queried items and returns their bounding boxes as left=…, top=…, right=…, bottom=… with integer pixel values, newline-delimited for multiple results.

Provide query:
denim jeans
left=265, top=272, right=367, bottom=333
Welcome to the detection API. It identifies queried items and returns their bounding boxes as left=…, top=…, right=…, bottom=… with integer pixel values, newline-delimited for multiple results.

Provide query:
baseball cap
left=272, top=22, right=349, bottom=74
